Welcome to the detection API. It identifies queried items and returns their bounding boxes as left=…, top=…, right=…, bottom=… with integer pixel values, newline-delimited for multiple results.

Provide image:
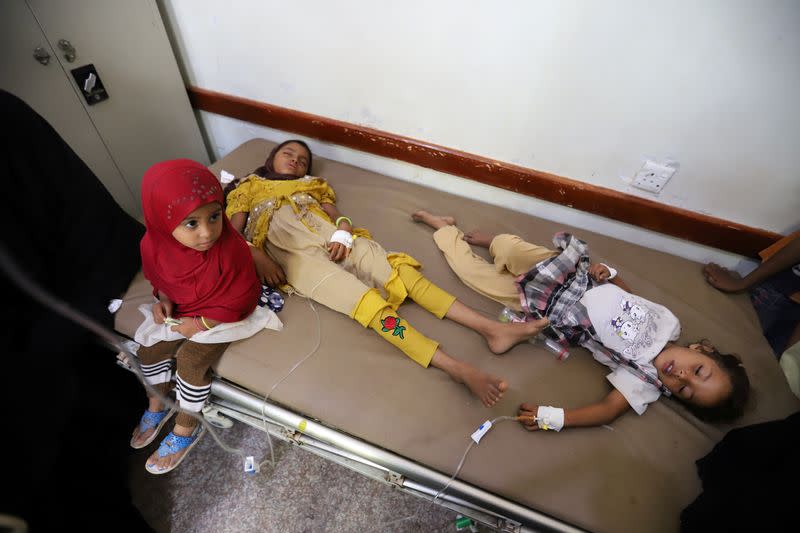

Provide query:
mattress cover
left=115, top=139, right=799, bottom=532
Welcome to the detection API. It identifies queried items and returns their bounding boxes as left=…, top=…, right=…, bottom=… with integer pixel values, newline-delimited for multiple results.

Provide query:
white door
left=28, top=0, right=209, bottom=212
left=0, top=0, right=138, bottom=214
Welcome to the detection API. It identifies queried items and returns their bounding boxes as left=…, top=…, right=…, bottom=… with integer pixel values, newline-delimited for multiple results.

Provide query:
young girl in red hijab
left=131, top=159, right=265, bottom=474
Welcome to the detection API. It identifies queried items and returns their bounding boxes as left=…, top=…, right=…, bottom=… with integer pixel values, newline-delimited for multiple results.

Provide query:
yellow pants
left=432, top=225, right=557, bottom=312
left=265, top=207, right=455, bottom=368
left=350, top=263, right=456, bottom=368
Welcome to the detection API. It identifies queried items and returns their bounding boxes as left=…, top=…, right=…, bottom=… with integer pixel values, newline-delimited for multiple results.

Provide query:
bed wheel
left=202, top=405, right=234, bottom=428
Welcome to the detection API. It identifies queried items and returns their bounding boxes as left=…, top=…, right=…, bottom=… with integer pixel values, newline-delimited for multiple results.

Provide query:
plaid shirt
left=516, top=232, right=671, bottom=396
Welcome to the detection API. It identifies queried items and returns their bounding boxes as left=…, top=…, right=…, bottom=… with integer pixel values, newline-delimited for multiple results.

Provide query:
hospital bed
left=114, top=139, right=799, bottom=532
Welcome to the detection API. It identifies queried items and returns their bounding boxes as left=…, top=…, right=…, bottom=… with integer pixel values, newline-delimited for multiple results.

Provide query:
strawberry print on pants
left=380, top=316, right=406, bottom=339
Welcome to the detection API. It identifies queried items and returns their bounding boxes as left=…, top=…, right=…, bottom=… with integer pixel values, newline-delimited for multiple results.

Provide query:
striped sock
left=175, top=372, right=211, bottom=413
left=140, top=359, right=174, bottom=386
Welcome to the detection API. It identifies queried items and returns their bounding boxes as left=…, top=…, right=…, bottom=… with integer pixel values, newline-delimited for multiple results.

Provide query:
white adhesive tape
left=599, top=263, right=618, bottom=280
left=536, top=406, right=565, bottom=431
left=330, top=230, right=353, bottom=249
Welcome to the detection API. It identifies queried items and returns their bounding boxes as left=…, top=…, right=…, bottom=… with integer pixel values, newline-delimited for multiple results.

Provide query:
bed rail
left=209, top=379, right=586, bottom=533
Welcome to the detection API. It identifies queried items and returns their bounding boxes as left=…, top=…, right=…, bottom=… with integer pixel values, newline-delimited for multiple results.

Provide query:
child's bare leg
left=412, top=210, right=495, bottom=248
left=362, top=303, right=507, bottom=406
left=411, top=210, right=456, bottom=229
left=463, top=229, right=496, bottom=248
left=430, top=349, right=508, bottom=407
left=445, top=300, right=549, bottom=354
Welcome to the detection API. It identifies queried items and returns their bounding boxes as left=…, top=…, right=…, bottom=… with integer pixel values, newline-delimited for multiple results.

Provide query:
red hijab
left=140, top=159, right=260, bottom=322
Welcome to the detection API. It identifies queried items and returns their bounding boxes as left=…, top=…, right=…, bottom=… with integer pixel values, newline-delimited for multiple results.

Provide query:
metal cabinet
left=0, top=0, right=208, bottom=216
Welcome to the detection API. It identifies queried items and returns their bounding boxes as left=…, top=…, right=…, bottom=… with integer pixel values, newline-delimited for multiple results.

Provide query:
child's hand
left=702, top=263, right=746, bottom=293
left=517, top=403, right=540, bottom=431
left=588, top=263, right=611, bottom=283
left=251, top=247, right=287, bottom=287
left=152, top=300, right=173, bottom=324
left=328, top=242, right=349, bottom=263
left=170, top=318, right=201, bottom=338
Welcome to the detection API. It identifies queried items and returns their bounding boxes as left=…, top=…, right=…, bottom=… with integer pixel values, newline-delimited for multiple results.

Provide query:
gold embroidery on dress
left=234, top=175, right=347, bottom=246
left=290, top=192, right=320, bottom=231
left=244, top=197, right=276, bottom=242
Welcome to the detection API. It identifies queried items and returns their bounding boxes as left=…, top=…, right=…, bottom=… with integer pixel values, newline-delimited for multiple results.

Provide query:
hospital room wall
left=156, top=0, right=800, bottom=268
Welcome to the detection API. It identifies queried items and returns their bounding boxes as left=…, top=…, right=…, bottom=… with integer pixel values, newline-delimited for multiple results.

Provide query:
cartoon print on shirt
left=611, top=295, right=660, bottom=357
left=621, top=299, right=648, bottom=322
left=611, top=316, right=639, bottom=341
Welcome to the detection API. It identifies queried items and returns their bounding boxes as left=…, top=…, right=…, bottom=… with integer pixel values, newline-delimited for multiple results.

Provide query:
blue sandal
left=145, top=425, right=205, bottom=475
left=130, top=408, right=175, bottom=449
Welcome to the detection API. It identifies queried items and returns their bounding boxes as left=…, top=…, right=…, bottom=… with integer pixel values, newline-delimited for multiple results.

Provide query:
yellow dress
left=226, top=175, right=455, bottom=367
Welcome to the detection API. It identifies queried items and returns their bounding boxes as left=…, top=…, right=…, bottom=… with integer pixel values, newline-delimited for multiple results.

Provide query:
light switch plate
left=632, top=160, right=677, bottom=194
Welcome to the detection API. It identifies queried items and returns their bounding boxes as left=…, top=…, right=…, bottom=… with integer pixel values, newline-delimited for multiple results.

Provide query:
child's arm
left=320, top=202, right=353, bottom=262
left=152, top=291, right=174, bottom=324
left=170, top=315, right=221, bottom=338
left=320, top=202, right=353, bottom=232
left=518, top=389, right=631, bottom=431
left=589, top=262, right=632, bottom=293
left=228, top=209, right=286, bottom=286
left=250, top=246, right=287, bottom=287
left=610, top=276, right=632, bottom=293
left=230, top=212, right=248, bottom=235
left=153, top=292, right=221, bottom=336
left=704, top=235, right=800, bottom=292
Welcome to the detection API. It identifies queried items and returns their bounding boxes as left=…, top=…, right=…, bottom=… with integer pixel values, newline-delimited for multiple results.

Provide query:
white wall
left=158, top=0, right=800, bottom=268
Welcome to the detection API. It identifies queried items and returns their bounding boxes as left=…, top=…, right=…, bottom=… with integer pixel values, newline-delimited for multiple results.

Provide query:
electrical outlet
left=631, top=160, right=677, bottom=194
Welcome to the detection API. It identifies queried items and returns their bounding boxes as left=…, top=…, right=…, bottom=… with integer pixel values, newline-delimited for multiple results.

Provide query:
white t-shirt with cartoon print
left=579, top=283, right=681, bottom=414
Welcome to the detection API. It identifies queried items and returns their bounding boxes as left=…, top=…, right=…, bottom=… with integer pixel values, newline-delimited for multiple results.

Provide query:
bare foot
left=459, top=366, right=509, bottom=407
left=485, top=318, right=550, bottom=354
left=430, top=350, right=508, bottom=407
left=463, top=229, right=495, bottom=248
left=411, top=210, right=455, bottom=230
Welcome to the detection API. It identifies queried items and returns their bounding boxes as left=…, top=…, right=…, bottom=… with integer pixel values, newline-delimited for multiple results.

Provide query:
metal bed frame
left=201, top=377, right=586, bottom=533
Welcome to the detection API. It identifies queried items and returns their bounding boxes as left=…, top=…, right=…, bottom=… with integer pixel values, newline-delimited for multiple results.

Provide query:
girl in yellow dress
left=225, top=140, right=549, bottom=406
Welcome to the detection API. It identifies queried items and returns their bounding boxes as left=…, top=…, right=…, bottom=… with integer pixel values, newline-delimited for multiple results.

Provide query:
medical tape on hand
left=599, top=263, right=618, bottom=280
left=536, top=406, right=565, bottom=431
left=330, top=229, right=353, bottom=249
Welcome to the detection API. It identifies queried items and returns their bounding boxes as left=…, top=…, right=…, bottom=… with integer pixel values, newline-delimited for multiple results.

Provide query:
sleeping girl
left=411, top=211, right=750, bottom=431
left=223, top=140, right=551, bottom=407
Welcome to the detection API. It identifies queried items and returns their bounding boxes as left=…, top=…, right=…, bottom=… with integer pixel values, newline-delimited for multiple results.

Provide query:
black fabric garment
left=680, top=410, right=800, bottom=532
left=0, top=90, right=152, bottom=532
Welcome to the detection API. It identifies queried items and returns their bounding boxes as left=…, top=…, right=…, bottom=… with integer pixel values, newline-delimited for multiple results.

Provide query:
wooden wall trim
left=188, top=86, right=780, bottom=258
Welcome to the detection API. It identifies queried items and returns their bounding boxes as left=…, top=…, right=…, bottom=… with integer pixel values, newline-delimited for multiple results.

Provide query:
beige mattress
left=115, top=139, right=799, bottom=533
